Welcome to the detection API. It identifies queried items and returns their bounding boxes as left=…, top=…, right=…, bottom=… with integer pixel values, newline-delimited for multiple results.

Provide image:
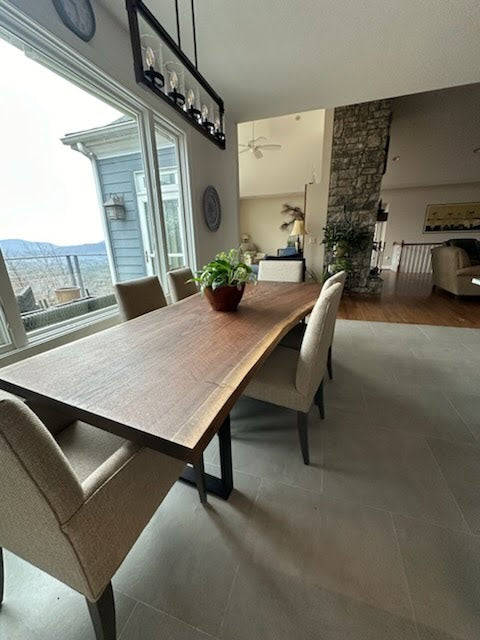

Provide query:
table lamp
left=290, top=219, right=307, bottom=254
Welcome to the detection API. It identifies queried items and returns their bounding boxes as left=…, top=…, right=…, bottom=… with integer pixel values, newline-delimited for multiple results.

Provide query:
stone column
left=326, top=100, right=392, bottom=291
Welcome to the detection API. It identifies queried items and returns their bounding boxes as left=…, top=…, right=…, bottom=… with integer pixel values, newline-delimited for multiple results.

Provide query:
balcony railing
left=4, top=253, right=115, bottom=332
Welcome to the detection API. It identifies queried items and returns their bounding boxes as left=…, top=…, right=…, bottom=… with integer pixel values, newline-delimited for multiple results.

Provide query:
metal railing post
left=66, top=255, right=77, bottom=287
left=73, top=255, right=86, bottom=297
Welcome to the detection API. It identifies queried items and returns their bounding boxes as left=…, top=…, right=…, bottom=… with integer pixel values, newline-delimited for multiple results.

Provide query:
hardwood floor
left=338, top=271, right=480, bottom=328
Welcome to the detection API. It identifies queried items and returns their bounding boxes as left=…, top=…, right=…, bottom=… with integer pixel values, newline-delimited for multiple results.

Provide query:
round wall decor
left=203, top=186, right=222, bottom=231
left=52, top=0, right=96, bottom=42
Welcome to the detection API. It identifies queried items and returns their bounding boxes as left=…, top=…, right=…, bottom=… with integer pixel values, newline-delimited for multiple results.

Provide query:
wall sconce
left=104, top=194, right=126, bottom=220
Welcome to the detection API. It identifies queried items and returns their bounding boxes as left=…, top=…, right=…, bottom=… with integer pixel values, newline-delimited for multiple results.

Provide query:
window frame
left=0, top=3, right=196, bottom=357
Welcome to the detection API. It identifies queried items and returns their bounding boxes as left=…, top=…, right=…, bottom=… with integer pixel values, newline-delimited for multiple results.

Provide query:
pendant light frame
left=126, top=0, right=226, bottom=150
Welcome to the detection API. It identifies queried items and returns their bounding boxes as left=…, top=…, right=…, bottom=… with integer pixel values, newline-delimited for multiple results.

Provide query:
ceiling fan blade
left=253, top=136, right=267, bottom=144
left=239, top=148, right=250, bottom=154
left=238, top=143, right=249, bottom=148
left=257, top=144, right=282, bottom=150
left=253, top=148, right=263, bottom=159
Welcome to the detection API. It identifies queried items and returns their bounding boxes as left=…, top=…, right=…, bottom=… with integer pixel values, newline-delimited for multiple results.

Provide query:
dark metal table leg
left=179, top=414, right=234, bottom=500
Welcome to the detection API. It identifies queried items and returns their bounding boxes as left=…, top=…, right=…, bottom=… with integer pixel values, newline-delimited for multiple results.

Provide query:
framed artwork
left=423, top=202, right=480, bottom=233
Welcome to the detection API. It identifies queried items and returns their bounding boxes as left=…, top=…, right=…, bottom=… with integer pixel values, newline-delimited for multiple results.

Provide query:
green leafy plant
left=322, top=221, right=372, bottom=253
left=191, top=248, right=256, bottom=292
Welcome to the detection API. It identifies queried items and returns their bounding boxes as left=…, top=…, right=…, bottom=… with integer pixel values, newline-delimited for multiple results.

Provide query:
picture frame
left=423, top=202, right=480, bottom=234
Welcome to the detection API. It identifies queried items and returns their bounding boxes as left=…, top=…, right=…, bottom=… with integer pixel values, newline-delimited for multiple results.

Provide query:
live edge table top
left=0, top=282, right=321, bottom=462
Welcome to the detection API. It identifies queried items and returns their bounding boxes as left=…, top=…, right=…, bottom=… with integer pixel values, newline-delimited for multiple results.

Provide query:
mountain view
left=1, top=238, right=112, bottom=308
left=0, top=238, right=106, bottom=258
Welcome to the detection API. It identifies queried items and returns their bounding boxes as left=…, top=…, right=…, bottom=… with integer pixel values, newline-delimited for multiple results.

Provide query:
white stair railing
left=393, top=241, right=443, bottom=273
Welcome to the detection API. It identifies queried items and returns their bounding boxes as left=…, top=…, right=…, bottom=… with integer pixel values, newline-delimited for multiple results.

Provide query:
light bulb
left=145, top=46, right=155, bottom=68
left=201, top=105, right=209, bottom=121
left=187, top=89, right=195, bottom=107
left=170, top=70, right=178, bottom=90
left=214, top=116, right=221, bottom=131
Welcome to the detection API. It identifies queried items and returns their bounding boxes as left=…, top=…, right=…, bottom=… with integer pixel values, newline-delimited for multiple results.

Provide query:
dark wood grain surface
left=0, top=282, right=321, bottom=461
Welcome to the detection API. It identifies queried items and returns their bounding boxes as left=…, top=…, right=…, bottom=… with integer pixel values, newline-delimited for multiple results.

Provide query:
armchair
left=0, top=392, right=183, bottom=639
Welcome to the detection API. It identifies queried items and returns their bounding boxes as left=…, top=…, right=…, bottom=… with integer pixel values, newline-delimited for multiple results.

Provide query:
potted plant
left=322, top=220, right=372, bottom=278
left=191, top=248, right=256, bottom=312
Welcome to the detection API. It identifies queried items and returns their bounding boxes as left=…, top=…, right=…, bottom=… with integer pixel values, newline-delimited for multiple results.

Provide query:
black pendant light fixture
left=126, top=0, right=225, bottom=149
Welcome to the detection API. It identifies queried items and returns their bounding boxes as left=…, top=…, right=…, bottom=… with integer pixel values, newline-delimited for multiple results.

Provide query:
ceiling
left=102, top=0, right=480, bottom=122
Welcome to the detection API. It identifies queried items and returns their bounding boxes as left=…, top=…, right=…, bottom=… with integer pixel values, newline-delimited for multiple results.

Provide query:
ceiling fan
left=238, top=122, right=282, bottom=159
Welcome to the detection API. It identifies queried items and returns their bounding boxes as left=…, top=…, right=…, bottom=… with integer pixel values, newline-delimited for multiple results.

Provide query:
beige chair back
left=167, top=267, right=197, bottom=302
left=322, top=270, right=346, bottom=344
left=0, top=391, right=88, bottom=591
left=258, top=260, right=303, bottom=282
left=114, top=276, right=167, bottom=321
left=295, top=282, right=343, bottom=398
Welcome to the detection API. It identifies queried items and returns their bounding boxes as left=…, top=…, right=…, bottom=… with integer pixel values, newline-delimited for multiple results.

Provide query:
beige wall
left=381, top=183, right=480, bottom=268
left=238, top=110, right=325, bottom=198
left=239, top=195, right=305, bottom=256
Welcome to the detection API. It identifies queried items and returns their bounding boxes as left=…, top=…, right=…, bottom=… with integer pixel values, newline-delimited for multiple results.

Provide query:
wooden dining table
left=0, top=281, right=321, bottom=500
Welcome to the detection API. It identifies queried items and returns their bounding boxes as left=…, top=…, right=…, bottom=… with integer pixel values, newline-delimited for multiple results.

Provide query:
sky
left=0, top=37, right=124, bottom=245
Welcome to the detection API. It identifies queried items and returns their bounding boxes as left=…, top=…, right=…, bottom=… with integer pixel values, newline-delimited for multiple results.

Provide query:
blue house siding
left=96, top=146, right=177, bottom=283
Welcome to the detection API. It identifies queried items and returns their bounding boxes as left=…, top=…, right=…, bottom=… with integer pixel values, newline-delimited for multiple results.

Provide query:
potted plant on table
left=191, top=248, right=256, bottom=312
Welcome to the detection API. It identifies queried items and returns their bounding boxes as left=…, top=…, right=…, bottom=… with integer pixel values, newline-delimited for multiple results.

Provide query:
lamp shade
left=290, top=219, right=306, bottom=236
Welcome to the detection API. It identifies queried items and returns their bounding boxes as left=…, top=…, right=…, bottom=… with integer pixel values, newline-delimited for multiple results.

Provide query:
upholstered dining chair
left=243, top=282, right=343, bottom=464
left=258, top=259, right=304, bottom=283
left=280, top=270, right=346, bottom=380
left=0, top=391, right=183, bottom=640
left=167, top=266, right=197, bottom=302
left=114, top=275, right=167, bottom=321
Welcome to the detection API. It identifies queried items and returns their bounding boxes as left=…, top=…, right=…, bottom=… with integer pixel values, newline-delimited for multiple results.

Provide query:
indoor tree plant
left=322, top=220, right=372, bottom=278
left=191, top=248, right=256, bottom=311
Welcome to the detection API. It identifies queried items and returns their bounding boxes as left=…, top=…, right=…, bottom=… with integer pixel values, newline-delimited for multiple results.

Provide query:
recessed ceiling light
left=392, top=155, right=400, bottom=162
left=473, top=147, right=480, bottom=154
left=295, top=115, right=301, bottom=121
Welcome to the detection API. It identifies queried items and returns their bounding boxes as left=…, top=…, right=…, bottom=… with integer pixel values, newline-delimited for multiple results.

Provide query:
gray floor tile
left=323, top=425, right=467, bottom=529
left=428, top=438, right=480, bottom=534
left=1, top=552, right=135, bottom=640
left=221, top=573, right=418, bottom=640
left=114, top=472, right=260, bottom=637
left=120, top=603, right=216, bottom=640
left=444, top=392, right=480, bottom=442
left=394, top=514, right=480, bottom=639
left=237, top=479, right=413, bottom=618
left=418, top=325, right=480, bottom=348
left=364, top=388, right=475, bottom=442
left=229, top=397, right=324, bottom=492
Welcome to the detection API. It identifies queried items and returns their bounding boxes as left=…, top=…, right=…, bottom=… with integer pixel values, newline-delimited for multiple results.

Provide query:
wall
left=381, top=184, right=480, bottom=267
left=238, top=110, right=324, bottom=198
left=326, top=100, right=392, bottom=291
left=5, top=0, right=240, bottom=268
left=239, top=195, right=304, bottom=256
left=380, top=84, right=480, bottom=267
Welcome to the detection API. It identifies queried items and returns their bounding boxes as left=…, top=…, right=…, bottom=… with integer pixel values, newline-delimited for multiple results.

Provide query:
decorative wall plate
left=52, top=0, right=96, bottom=42
left=203, top=186, right=222, bottom=231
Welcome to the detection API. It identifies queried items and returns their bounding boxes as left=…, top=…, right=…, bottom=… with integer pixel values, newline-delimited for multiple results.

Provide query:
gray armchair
left=431, top=246, right=480, bottom=296
left=0, top=392, right=183, bottom=639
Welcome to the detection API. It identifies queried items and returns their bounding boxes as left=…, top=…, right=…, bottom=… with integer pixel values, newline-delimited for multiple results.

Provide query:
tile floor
left=1, top=320, right=480, bottom=639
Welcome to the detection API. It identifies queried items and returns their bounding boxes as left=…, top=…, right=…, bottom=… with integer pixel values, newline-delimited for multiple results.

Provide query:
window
left=155, top=127, right=188, bottom=271
left=0, top=21, right=192, bottom=355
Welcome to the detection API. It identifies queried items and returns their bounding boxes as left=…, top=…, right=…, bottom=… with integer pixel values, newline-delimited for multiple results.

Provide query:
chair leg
left=0, top=547, right=4, bottom=606
left=297, top=411, right=310, bottom=465
left=194, top=455, right=207, bottom=504
left=315, top=379, right=325, bottom=420
left=327, top=345, right=333, bottom=380
left=86, top=582, right=116, bottom=640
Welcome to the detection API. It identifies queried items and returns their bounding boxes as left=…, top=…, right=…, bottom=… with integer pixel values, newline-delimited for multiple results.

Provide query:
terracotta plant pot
left=204, top=284, right=245, bottom=312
